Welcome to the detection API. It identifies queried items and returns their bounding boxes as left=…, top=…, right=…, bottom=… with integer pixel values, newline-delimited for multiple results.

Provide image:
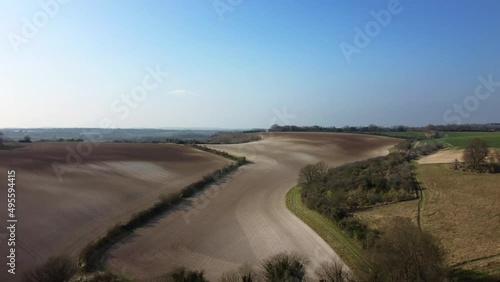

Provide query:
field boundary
left=78, top=146, right=249, bottom=273
left=285, top=185, right=370, bottom=276
left=451, top=253, right=500, bottom=269
left=413, top=162, right=425, bottom=230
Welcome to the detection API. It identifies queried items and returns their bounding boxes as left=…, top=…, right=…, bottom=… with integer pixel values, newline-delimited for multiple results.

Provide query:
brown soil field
left=106, top=132, right=399, bottom=280
left=0, top=142, right=230, bottom=281
left=418, top=149, right=463, bottom=164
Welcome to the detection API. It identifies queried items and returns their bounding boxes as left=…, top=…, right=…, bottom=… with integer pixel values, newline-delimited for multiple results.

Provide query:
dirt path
left=106, top=133, right=399, bottom=280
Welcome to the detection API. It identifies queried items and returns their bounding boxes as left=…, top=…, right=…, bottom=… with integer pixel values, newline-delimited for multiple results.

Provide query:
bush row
left=79, top=150, right=248, bottom=272
left=189, top=144, right=249, bottom=164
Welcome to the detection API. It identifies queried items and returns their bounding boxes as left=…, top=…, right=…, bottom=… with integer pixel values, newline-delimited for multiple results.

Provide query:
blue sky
left=1, top=0, right=499, bottom=128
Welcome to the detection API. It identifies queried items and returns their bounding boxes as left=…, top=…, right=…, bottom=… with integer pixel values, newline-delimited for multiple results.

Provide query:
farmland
left=380, top=131, right=500, bottom=149
left=418, top=164, right=500, bottom=275
left=0, top=142, right=231, bottom=281
left=105, top=132, right=399, bottom=280
left=437, top=132, right=500, bottom=148
left=356, top=163, right=500, bottom=278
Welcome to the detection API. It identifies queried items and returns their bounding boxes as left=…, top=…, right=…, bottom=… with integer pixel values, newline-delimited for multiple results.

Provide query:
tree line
left=268, top=123, right=500, bottom=133
left=298, top=140, right=443, bottom=248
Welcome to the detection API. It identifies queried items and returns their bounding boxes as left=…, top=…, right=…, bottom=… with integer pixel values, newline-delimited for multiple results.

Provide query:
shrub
left=261, top=252, right=308, bottom=282
left=22, top=255, right=76, bottom=282
left=219, top=264, right=257, bottom=282
left=315, top=261, right=353, bottom=282
left=150, top=267, right=207, bottom=282
left=19, top=135, right=32, bottom=143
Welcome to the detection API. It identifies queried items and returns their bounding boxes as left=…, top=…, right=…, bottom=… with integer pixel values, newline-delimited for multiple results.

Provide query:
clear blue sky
left=1, top=0, right=499, bottom=129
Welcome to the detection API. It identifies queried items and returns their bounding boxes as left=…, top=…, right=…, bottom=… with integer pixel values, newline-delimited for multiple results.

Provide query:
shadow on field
left=450, top=269, right=500, bottom=282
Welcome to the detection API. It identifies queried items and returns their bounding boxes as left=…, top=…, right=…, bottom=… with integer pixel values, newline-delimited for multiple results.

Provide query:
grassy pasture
left=417, top=164, right=500, bottom=275
left=380, top=131, right=500, bottom=149
left=355, top=200, right=419, bottom=231
left=355, top=163, right=500, bottom=277
left=438, top=132, right=500, bottom=148
left=286, top=186, right=370, bottom=275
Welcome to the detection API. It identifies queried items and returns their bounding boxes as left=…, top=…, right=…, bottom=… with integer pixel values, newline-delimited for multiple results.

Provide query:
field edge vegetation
left=77, top=146, right=249, bottom=274
left=285, top=185, right=370, bottom=275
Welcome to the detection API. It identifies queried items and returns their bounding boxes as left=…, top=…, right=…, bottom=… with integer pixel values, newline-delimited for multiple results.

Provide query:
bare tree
left=220, top=264, right=258, bottom=282
left=315, top=260, right=353, bottom=282
left=367, top=218, right=446, bottom=282
left=463, top=138, right=489, bottom=171
left=150, top=266, right=207, bottom=282
left=298, top=161, right=328, bottom=188
left=22, top=255, right=77, bottom=282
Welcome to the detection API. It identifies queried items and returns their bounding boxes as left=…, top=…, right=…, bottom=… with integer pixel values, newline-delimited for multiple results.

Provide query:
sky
left=1, top=0, right=499, bottom=129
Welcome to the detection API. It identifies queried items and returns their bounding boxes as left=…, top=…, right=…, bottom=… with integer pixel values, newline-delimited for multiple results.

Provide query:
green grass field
left=285, top=186, right=370, bottom=275
left=376, top=131, right=500, bottom=149
left=438, top=132, right=500, bottom=148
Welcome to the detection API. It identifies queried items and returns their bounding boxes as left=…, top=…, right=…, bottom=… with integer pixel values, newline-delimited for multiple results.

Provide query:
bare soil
left=106, top=133, right=399, bottom=280
left=0, top=142, right=230, bottom=281
left=418, top=149, right=463, bottom=164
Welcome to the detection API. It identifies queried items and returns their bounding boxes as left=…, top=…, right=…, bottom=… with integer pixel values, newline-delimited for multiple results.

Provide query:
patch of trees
left=18, top=135, right=32, bottom=143
left=203, top=132, right=262, bottom=144
left=268, top=123, right=500, bottom=133
left=0, top=132, right=3, bottom=147
left=38, top=138, right=85, bottom=142
left=299, top=141, right=443, bottom=247
left=365, top=218, right=446, bottom=282
left=242, top=129, right=267, bottom=133
left=451, top=138, right=500, bottom=173
left=22, top=255, right=76, bottom=282
left=167, top=132, right=262, bottom=145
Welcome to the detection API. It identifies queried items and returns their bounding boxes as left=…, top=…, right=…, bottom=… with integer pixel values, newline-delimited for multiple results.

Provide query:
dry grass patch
left=418, top=149, right=464, bottom=164
left=356, top=163, right=500, bottom=276
left=417, top=164, right=500, bottom=274
left=355, top=200, right=418, bottom=231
